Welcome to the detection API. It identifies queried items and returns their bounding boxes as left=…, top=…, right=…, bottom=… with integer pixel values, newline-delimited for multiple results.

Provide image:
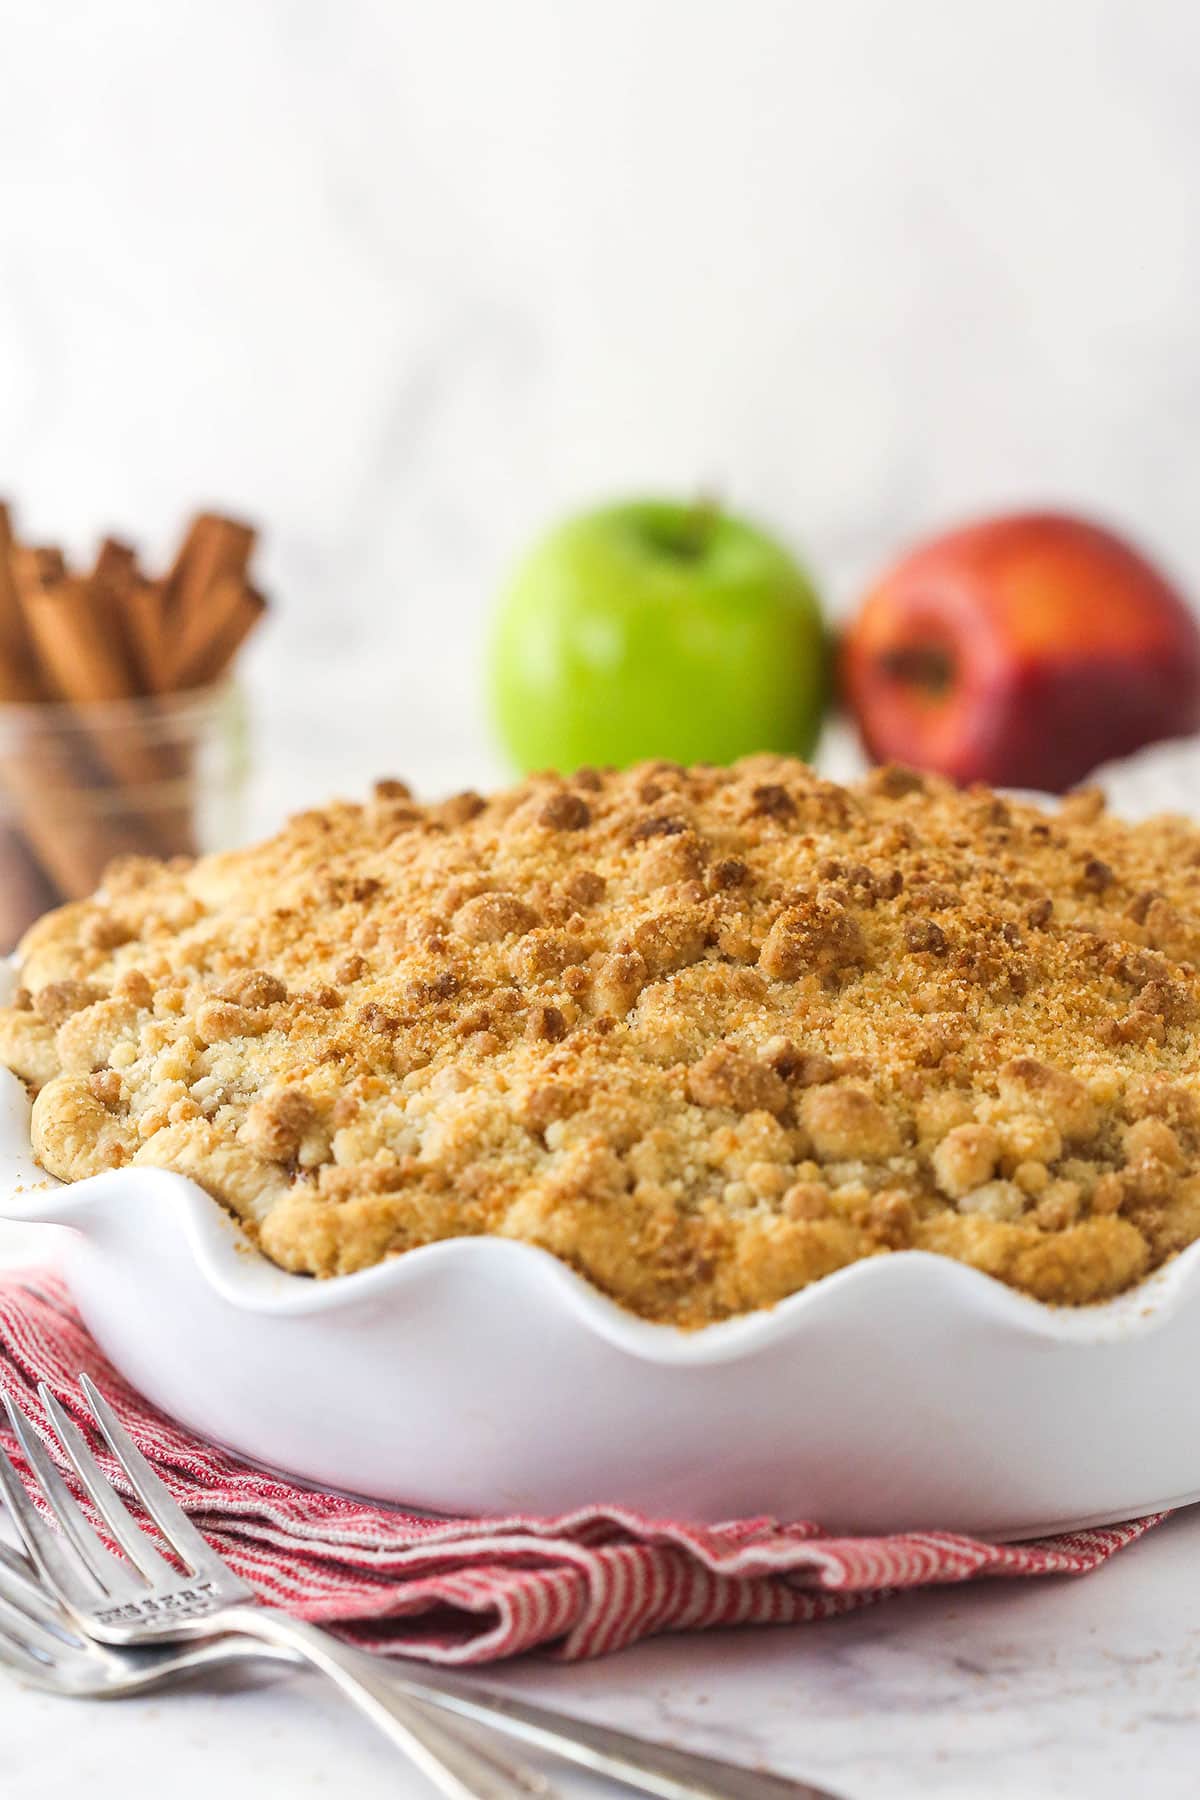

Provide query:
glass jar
left=0, top=682, right=248, bottom=952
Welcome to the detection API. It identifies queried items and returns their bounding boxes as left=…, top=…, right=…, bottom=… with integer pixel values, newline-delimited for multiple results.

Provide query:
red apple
left=841, top=512, right=1200, bottom=792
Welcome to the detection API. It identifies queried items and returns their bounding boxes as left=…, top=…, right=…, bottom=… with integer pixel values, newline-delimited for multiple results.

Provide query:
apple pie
left=4, top=755, right=1200, bottom=1326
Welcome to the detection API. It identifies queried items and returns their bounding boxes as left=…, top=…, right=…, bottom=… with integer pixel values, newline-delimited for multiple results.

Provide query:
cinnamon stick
left=26, top=578, right=197, bottom=853
left=0, top=503, right=267, bottom=943
left=0, top=508, right=41, bottom=701
left=5, top=767, right=161, bottom=901
left=0, top=824, right=57, bottom=951
left=0, top=521, right=56, bottom=940
left=164, top=513, right=255, bottom=629
left=11, top=545, right=65, bottom=603
left=121, top=577, right=174, bottom=692
left=0, top=670, right=159, bottom=903
left=89, top=537, right=138, bottom=664
left=22, top=575, right=137, bottom=708
left=173, top=576, right=266, bottom=689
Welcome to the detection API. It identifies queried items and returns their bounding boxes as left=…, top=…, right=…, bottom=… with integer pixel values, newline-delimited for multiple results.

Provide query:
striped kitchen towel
left=0, top=1269, right=1164, bottom=1663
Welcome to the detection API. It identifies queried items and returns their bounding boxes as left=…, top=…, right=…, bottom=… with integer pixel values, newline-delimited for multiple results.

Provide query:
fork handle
left=388, top=1668, right=846, bottom=1800
left=217, top=1607, right=553, bottom=1799
left=237, top=1620, right=843, bottom=1800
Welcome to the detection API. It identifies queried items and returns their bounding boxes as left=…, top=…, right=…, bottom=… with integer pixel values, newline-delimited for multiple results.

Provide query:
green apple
left=488, top=498, right=829, bottom=773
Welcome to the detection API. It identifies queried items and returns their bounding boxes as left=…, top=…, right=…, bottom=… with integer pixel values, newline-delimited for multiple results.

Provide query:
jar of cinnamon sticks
left=0, top=506, right=265, bottom=951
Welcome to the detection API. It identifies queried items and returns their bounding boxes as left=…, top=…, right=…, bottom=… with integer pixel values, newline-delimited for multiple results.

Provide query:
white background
left=1, top=0, right=1198, bottom=814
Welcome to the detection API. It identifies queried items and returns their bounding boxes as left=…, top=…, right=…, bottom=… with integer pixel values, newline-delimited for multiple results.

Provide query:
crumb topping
left=6, top=756, right=1200, bottom=1325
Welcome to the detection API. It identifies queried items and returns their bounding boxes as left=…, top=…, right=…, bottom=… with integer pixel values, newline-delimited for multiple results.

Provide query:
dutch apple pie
left=4, top=755, right=1200, bottom=1326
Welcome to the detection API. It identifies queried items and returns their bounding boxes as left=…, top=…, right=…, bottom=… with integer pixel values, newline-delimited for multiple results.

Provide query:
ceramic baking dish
left=3, top=1045, right=1200, bottom=1537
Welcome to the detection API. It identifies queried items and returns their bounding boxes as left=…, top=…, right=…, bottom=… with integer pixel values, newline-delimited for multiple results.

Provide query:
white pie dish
left=4, top=1049, right=1200, bottom=1538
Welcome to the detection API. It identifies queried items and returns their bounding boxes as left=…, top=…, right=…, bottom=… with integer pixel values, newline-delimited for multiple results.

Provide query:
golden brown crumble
left=8, top=753, right=1200, bottom=1325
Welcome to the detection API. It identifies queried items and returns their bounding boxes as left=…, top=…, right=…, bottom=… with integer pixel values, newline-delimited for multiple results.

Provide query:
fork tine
left=38, top=1385, right=175, bottom=1585
left=0, top=1538, right=34, bottom=1584
left=0, top=1444, right=100, bottom=1616
left=0, top=1590, right=74, bottom=1661
left=0, top=1540, right=83, bottom=1638
left=0, top=1613, right=55, bottom=1678
left=2, top=1395, right=140, bottom=1601
left=79, top=1376, right=236, bottom=1586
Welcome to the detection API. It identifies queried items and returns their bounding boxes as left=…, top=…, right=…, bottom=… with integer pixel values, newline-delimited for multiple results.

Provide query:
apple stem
left=879, top=643, right=955, bottom=697
left=674, top=493, right=720, bottom=559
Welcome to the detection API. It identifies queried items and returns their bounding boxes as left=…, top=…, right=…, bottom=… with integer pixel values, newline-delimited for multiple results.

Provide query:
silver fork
left=1, top=1376, right=844, bottom=1800
left=0, top=1380, right=555, bottom=1800
left=0, top=1536, right=303, bottom=1696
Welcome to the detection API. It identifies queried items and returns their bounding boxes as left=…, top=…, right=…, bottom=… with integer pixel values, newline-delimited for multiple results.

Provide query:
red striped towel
left=0, top=1270, right=1164, bottom=1663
